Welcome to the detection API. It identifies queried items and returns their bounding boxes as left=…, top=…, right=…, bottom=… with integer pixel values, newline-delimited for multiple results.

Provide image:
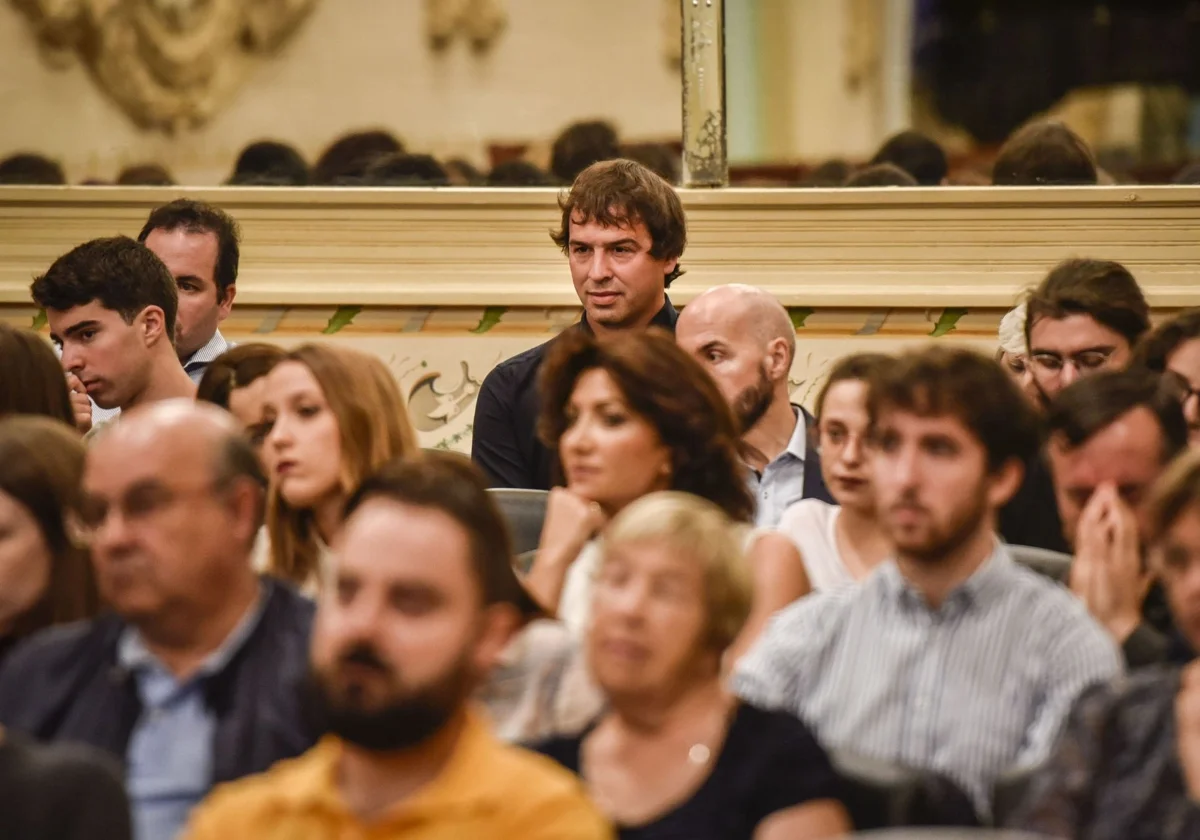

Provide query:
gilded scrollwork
left=11, top=0, right=318, bottom=131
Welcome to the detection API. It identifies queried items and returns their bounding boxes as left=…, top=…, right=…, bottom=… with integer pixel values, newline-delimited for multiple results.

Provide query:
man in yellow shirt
left=183, top=453, right=612, bottom=840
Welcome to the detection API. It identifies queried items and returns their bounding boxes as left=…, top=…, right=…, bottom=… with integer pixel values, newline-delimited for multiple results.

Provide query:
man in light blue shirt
left=735, top=345, right=1121, bottom=817
left=677, top=284, right=833, bottom=527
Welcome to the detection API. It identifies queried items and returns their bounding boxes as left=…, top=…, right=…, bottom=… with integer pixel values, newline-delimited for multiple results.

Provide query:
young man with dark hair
left=992, top=120, right=1099, bottom=186
left=549, top=120, right=620, bottom=185
left=734, top=345, right=1120, bottom=816
left=137, top=198, right=241, bottom=382
left=1135, top=308, right=1200, bottom=447
left=1046, top=369, right=1189, bottom=667
left=869, top=130, right=948, bottom=186
left=180, top=453, right=609, bottom=839
left=1014, top=448, right=1200, bottom=838
left=31, top=236, right=195, bottom=421
left=472, top=158, right=687, bottom=489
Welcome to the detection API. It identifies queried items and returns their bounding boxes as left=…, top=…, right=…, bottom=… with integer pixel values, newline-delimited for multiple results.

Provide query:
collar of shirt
left=876, top=541, right=1012, bottom=617
left=117, top=582, right=267, bottom=696
left=183, top=330, right=231, bottom=373
left=270, top=709, right=502, bottom=824
left=778, top=404, right=808, bottom=465
left=579, top=296, right=678, bottom=335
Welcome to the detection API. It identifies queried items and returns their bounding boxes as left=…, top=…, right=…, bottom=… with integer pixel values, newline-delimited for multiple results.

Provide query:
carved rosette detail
left=12, top=0, right=318, bottom=132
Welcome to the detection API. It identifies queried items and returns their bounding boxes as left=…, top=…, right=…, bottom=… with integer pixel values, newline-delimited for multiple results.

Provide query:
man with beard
left=676, top=284, right=833, bottom=527
left=181, top=454, right=611, bottom=840
left=733, top=345, right=1121, bottom=818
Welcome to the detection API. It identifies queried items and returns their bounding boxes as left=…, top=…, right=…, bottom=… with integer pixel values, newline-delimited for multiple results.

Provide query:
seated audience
left=31, top=236, right=195, bottom=432
left=444, top=157, right=483, bottom=185
left=138, top=199, right=241, bottom=385
left=992, top=119, right=1099, bottom=186
left=528, top=328, right=806, bottom=662
left=620, top=142, right=680, bottom=185
left=799, top=159, right=852, bottom=187
left=181, top=454, right=611, bottom=840
left=844, top=162, right=918, bottom=187
left=261, top=344, right=418, bottom=591
left=1135, top=309, right=1200, bottom=447
left=363, top=152, right=451, bottom=186
left=676, top=283, right=834, bottom=527
left=996, top=303, right=1038, bottom=405
left=488, top=159, right=555, bottom=186
left=313, top=128, right=404, bottom=185
left=550, top=119, right=621, bottom=184
left=0, top=152, right=65, bottom=185
left=1012, top=449, right=1200, bottom=838
left=226, top=140, right=309, bottom=186
left=535, top=492, right=851, bottom=840
left=196, top=343, right=286, bottom=462
left=116, top=164, right=175, bottom=186
left=1046, top=369, right=1188, bottom=667
left=1174, top=161, right=1200, bottom=184
left=0, top=729, right=131, bottom=840
left=0, top=402, right=316, bottom=840
left=869, top=129, right=948, bottom=186
left=0, top=323, right=80, bottom=428
left=1001, top=257, right=1150, bottom=552
left=0, top=417, right=99, bottom=663
left=778, top=353, right=895, bottom=590
left=472, top=159, right=685, bottom=490
left=734, top=345, right=1122, bottom=816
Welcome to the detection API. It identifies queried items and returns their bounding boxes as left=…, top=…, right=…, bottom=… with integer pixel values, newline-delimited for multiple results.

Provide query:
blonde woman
left=534, top=492, right=850, bottom=840
left=260, top=344, right=418, bottom=591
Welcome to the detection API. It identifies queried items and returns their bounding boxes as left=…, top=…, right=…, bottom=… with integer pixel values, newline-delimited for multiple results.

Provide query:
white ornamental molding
left=12, top=0, right=318, bottom=132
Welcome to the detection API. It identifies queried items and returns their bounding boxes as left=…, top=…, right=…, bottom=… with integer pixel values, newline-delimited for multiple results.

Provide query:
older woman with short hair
left=534, top=492, right=849, bottom=840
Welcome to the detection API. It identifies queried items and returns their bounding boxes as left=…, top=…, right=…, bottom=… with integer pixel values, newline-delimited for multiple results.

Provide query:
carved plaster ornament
left=12, top=0, right=318, bottom=132
left=425, top=0, right=506, bottom=51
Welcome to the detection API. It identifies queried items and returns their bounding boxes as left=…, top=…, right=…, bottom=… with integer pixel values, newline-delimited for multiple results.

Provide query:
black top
left=998, top=452, right=1070, bottom=554
left=533, top=703, right=841, bottom=840
left=0, top=732, right=131, bottom=840
left=471, top=300, right=680, bottom=490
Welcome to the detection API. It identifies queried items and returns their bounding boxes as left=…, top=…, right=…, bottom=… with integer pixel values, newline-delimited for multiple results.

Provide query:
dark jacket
left=0, top=578, right=316, bottom=786
left=472, top=300, right=680, bottom=490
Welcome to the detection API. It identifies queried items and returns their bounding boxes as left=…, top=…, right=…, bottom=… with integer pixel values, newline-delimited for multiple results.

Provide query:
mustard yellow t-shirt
left=181, top=711, right=612, bottom=840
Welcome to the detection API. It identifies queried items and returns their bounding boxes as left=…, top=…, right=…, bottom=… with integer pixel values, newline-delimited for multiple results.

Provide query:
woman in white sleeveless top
left=779, top=354, right=894, bottom=590
left=524, top=329, right=810, bottom=661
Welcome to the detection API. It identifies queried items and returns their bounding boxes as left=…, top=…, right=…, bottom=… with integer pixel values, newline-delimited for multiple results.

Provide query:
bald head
left=677, top=285, right=796, bottom=434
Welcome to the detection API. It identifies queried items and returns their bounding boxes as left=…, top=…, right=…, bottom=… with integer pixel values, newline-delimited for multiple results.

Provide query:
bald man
left=0, top=401, right=316, bottom=840
left=677, top=285, right=833, bottom=527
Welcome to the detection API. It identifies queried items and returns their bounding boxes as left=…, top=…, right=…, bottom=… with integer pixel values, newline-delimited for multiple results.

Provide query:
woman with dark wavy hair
left=526, top=327, right=808, bottom=661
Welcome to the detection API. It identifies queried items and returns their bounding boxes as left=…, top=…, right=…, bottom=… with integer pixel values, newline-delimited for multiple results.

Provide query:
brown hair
left=1146, top=449, right=1200, bottom=543
left=867, top=344, right=1042, bottom=472
left=266, top=345, right=420, bottom=585
left=0, top=324, right=75, bottom=426
left=0, top=417, right=100, bottom=641
left=550, top=159, right=687, bottom=287
left=538, top=328, right=754, bottom=523
left=992, top=120, right=1098, bottom=186
left=196, top=343, right=287, bottom=410
left=1134, top=309, right=1200, bottom=374
left=1024, top=258, right=1150, bottom=350
left=814, top=353, right=896, bottom=419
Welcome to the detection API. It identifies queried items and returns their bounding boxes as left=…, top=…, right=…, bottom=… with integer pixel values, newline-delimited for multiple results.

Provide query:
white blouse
left=777, top=499, right=857, bottom=592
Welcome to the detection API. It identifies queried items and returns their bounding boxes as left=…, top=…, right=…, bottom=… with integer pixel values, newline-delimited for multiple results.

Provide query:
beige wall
left=0, top=0, right=682, bottom=184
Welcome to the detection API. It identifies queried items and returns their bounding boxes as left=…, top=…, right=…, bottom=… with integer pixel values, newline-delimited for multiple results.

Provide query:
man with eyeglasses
left=0, top=402, right=316, bottom=840
left=999, top=258, right=1151, bottom=553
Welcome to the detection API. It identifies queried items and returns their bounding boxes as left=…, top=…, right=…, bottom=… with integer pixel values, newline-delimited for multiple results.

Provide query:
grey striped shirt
left=732, top=545, right=1122, bottom=815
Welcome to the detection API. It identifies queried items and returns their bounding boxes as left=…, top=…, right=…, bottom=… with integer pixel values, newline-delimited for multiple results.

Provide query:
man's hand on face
left=1070, top=482, right=1149, bottom=643
left=65, top=372, right=93, bottom=435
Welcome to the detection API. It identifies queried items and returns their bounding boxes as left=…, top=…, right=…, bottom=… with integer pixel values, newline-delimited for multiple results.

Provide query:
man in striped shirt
left=734, top=345, right=1122, bottom=817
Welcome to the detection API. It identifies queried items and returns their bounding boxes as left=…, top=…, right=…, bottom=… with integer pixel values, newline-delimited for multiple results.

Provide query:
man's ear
left=217, top=284, right=236, bottom=321
left=988, top=457, right=1026, bottom=509
left=138, top=306, right=168, bottom=346
left=472, top=603, right=523, bottom=677
left=765, top=336, right=792, bottom=382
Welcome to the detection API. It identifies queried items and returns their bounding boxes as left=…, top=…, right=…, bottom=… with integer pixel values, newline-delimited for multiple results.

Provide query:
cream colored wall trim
left=2, top=185, right=1200, bottom=308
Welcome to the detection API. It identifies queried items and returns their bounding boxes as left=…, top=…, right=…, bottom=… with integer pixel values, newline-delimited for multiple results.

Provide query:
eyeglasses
left=1163, top=371, right=1200, bottom=405
left=1029, top=348, right=1116, bottom=378
left=72, top=480, right=222, bottom=544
